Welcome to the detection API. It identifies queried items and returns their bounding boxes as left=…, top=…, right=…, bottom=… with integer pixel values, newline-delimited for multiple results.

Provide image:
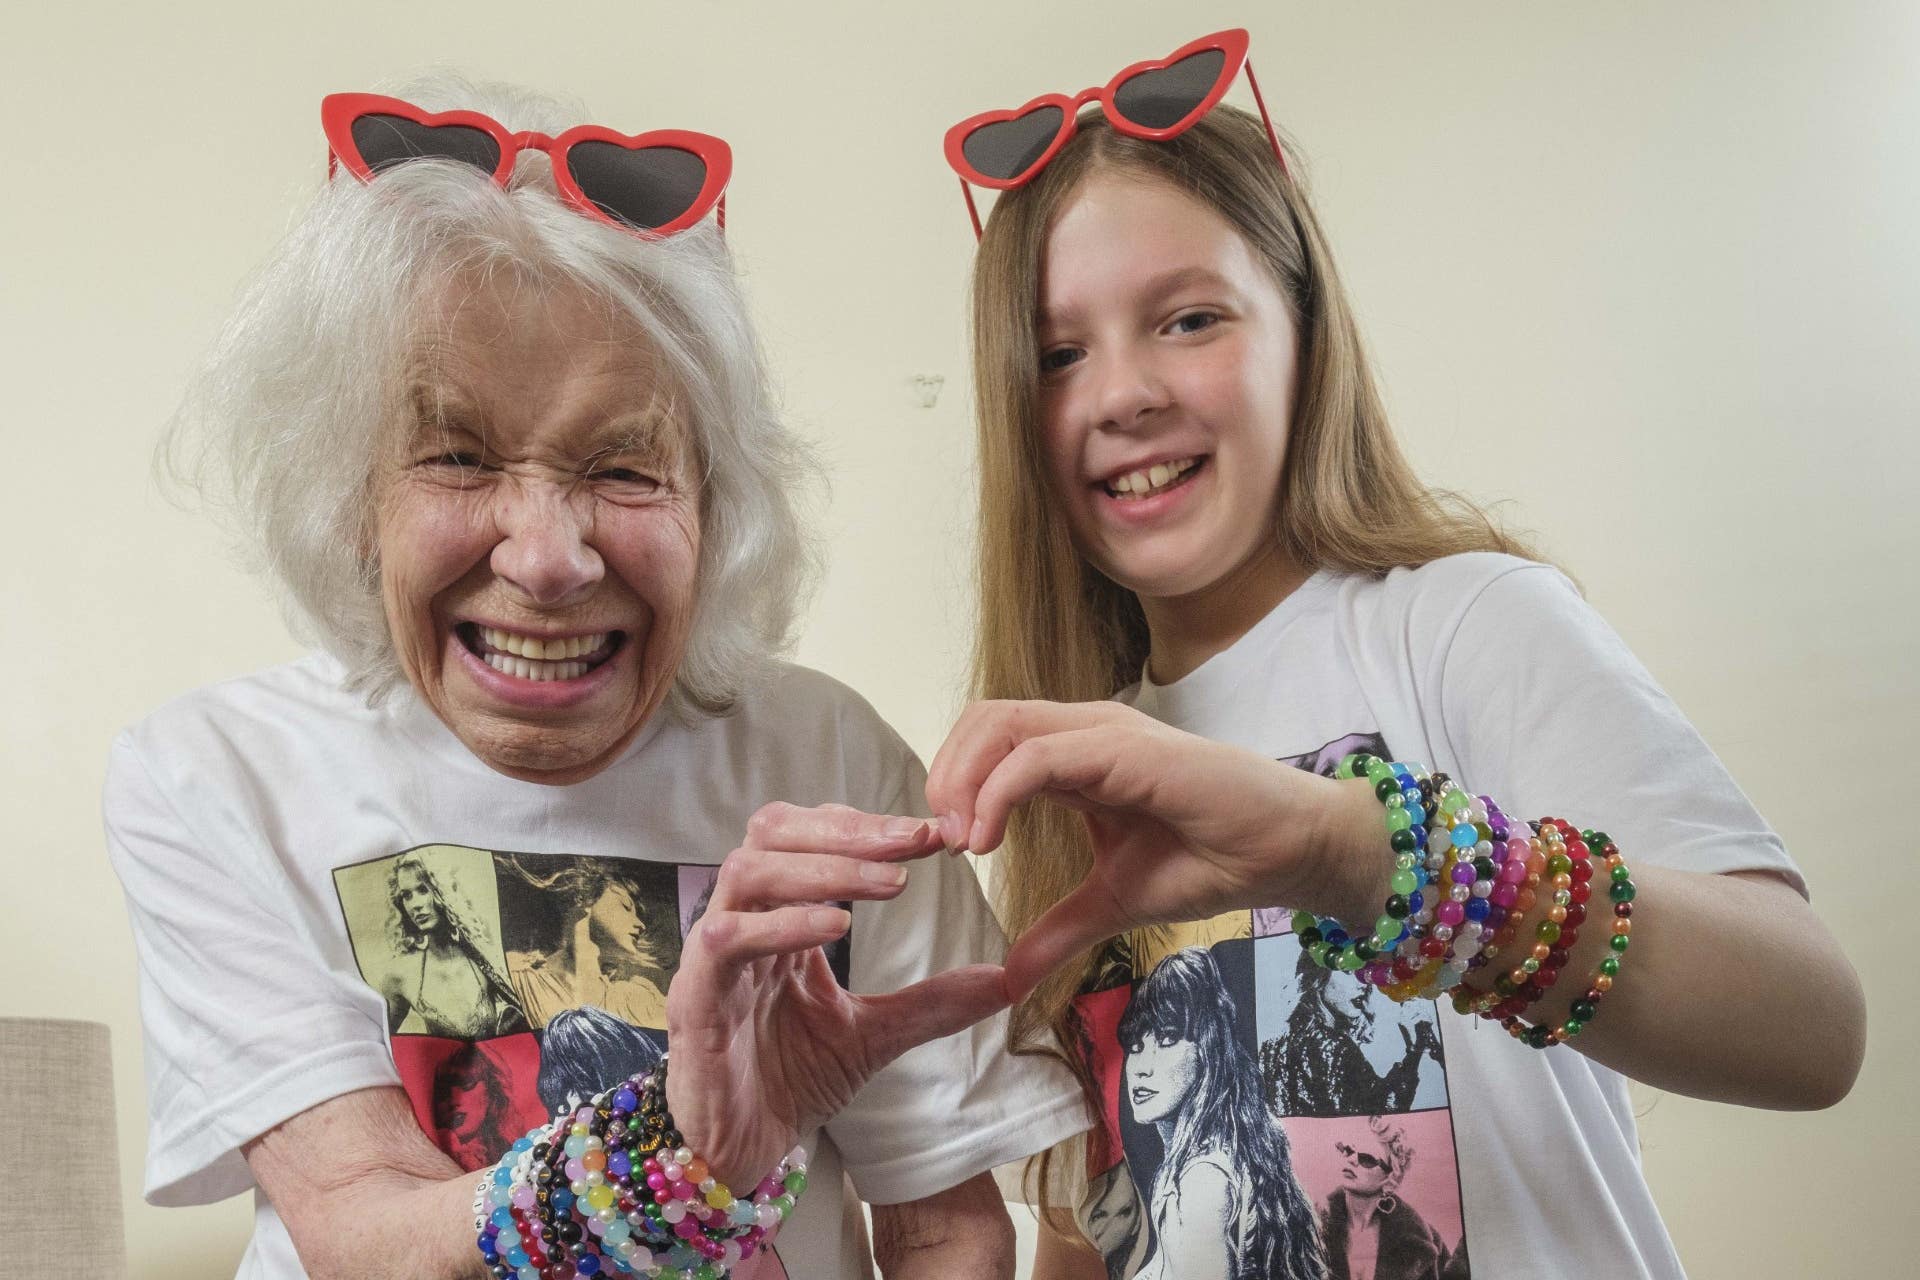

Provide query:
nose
left=490, top=476, right=604, bottom=608
left=1087, top=346, right=1171, bottom=433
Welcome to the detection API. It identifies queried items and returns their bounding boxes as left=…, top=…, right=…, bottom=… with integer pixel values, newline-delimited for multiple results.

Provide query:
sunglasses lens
left=1112, top=48, right=1228, bottom=130
left=962, top=104, right=1067, bottom=182
left=349, top=114, right=501, bottom=175
left=566, top=142, right=709, bottom=231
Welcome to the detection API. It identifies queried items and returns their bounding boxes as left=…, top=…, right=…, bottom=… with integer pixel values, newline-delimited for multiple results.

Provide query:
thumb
left=855, top=964, right=1012, bottom=1066
left=1003, top=879, right=1131, bottom=1005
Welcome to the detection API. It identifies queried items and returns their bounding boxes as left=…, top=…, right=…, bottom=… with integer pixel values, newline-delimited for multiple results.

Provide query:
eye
left=588, top=465, right=663, bottom=494
left=1038, top=345, right=1085, bottom=375
left=1169, top=310, right=1220, bottom=336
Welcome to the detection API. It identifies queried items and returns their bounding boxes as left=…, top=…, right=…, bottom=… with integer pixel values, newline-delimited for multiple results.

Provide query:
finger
left=926, top=701, right=1130, bottom=851
left=707, top=847, right=909, bottom=913
left=688, top=904, right=852, bottom=971
left=966, top=727, right=1164, bottom=855
left=744, top=801, right=941, bottom=857
left=1002, top=880, right=1131, bottom=1005
left=854, top=964, right=1013, bottom=1066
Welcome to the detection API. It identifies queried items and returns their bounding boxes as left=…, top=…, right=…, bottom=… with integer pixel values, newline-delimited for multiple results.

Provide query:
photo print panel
left=334, top=843, right=529, bottom=1040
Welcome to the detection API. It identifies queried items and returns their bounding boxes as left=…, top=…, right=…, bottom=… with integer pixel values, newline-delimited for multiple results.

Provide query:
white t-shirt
left=105, top=654, right=1085, bottom=1280
left=1069, top=554, right=1802, bottom=1280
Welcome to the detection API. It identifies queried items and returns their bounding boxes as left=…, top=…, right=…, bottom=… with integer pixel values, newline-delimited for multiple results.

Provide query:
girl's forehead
left=1040, top=173, right=1261, bottom=318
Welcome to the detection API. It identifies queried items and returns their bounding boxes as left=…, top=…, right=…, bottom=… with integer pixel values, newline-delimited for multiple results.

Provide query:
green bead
left=1291, top=909, right=1316, bottom=934
left=1375, top=777, right=1400, bottom=801
left=1587, top=830, right=1609, bottom=846
left=1570, top=998, right=1597, bottom=1021
left=1385, top=894, right=1410, bottom=919
left=1494, top=974, right=1520, bottom=998
left=1536, top=921, right=1561, bottom=944
left=1375, top=915, right=1401, bottom=942
left=1386, top=807, right=1413, bottom=832
left=1364, top=757, right=1392, bottom=783
left=1336, top=947, right=1367, bottom=971
left=1525, top=1025, right=1553, bottom=1049
left=1335, top=753, right=1364, bottom=780
left=1611, top=863, right=1632, bottom=883
left=1599, top=957, right=1620, bottom=976
left=1391, top=869, right=1418, bottom=895
left=1473, top=856, right=1496, bottom=880
left=1308, top=941, right=1332, bottom=966
left=774, top=1193, right=796, bottom=1215
left=1562, top=1019, right=1583, bottom=1038
left=1442, top=789, right=1471, bottom=815
left=1609, top=933, right=1631, bottom=953
left=785, top=1170, right=808, bottom=1195
left=1390, top=828, right=1418, bottom=853
left=1474, top=822, right=1493, bottom=843
left=1521, top=958, right=1541, bottom=974
left=1547, top=854, right=1572, bottom=877
left=1608, top=880, right=1637, bottom=903
left=1452, top=991, right=1475, bottom=1015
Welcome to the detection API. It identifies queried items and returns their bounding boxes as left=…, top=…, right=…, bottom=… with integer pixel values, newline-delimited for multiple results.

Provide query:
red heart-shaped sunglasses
left=321, top=92, right=732, bottom=238
left=942, top=28, right=1286, bottom=238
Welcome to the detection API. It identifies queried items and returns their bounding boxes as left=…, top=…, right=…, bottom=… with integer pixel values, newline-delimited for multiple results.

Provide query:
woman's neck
left=1140, top=540, right=1313, bottom=686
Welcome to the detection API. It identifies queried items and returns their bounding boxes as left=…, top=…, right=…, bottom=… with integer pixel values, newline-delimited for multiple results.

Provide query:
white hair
left=162, top=72, right=821, bottom=712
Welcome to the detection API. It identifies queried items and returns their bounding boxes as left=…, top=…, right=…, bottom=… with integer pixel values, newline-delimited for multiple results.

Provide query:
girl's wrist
left=1294, top=775, right=1400, bottom=929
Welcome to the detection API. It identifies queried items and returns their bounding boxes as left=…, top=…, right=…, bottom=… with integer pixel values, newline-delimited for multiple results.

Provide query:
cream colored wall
left=2, top=2, right=1912, bottom=1276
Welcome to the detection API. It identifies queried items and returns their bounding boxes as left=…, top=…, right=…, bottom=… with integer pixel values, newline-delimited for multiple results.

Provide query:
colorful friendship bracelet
left=475, top=1054, right=810, bottom=1279
left=1299, top=754, right=1635, bottom=1050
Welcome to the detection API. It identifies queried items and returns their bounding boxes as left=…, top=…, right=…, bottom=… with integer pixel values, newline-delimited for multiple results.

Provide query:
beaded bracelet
left=1299, top=754, right=1637, bottom=1050
left=475, top=1055, right=810, bottom=1279
left=1297, top=756, right=1504, bottom=999
left=1450, top=823, right=1635, bottom=1048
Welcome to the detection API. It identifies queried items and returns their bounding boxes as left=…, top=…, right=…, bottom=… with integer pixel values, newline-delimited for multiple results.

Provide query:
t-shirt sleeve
left=104, top=732, right=400, bottom=1207
left=825, top=753, right=1088, bottom=1206
left=1430, top=561, right=1805, bottom=894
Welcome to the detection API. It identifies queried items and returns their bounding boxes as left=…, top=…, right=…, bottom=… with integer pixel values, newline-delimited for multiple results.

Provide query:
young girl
left=924, top=31, right=1864, bottom=1279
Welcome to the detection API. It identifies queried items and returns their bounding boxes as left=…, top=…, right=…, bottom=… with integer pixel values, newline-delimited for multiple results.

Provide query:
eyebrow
left=1038, top=265, right=1236, bottom=329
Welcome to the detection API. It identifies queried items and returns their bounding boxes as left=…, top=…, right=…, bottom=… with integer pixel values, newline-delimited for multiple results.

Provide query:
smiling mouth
left=1103, top=455, right=1206, bottom=500
left=457, top=623, right=624, bottom=682
left=1131, top=1087, right=1158, bottom=1105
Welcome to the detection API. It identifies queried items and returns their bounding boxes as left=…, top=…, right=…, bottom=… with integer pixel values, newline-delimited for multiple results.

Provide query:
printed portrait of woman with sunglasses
left=103, top=71, right=1085, bottom=1280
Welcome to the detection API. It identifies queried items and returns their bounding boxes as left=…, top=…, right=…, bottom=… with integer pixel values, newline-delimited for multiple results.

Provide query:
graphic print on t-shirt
left=1071, top=733, right=1470, bottom=1280
left=333, top=848, right=805, bottom=1279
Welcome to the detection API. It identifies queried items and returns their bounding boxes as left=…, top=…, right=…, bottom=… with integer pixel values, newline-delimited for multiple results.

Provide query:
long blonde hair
left=968, top=106, right=1540, bottom=1213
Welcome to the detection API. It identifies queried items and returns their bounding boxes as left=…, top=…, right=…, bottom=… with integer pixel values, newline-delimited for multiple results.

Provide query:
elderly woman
left=107, top=76, right=1082, bottom=1279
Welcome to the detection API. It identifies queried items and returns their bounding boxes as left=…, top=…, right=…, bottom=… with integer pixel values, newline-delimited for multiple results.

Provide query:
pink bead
left=565, top=1159, right=585, bottom=1182
left=646, top=1171, right=667, bottom=1192
left=1436, top=900, right=1465, bottom=927
left=674, top=1217, right=703, bottom=1239
left=672, top=1181, right=697, bottom=1201
left=662, top=1162, right=683, bottom=1181
left=1491, top=884, right=1519, bottom=908
left=510, top=1186, right=536, bottom=1210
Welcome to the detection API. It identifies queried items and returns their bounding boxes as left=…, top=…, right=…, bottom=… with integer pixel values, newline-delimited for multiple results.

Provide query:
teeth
left=479, top=627, right=608, bottom=661
left=1108, top=457, right=1196, bottom=498
left=481, top=652, right=592, bottom=682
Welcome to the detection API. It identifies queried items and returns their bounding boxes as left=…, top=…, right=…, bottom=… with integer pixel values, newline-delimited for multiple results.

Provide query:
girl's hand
left=926, top=700, right=1386, bottom=1001
left=664, top=803, right=1010, bottom=1189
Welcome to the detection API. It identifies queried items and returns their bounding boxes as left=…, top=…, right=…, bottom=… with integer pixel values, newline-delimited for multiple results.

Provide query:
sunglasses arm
left=1243, top=59, right=1289, bottom=177
left=961, top=179, right=984, bottom=241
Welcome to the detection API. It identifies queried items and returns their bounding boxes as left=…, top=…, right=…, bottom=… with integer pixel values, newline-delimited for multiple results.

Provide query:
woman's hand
left=926, top=700, right=1388, bottom=1001
left=664, top=802, right=1011, bottom=1189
